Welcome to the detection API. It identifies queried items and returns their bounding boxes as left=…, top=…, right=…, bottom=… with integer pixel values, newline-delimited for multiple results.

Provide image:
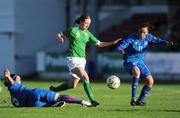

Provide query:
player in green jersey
left=50, top=14, right=121, bottom=107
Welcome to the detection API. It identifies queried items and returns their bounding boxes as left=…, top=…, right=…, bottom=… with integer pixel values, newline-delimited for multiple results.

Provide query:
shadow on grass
left=0, top=105, right=13, bottom=108
left=101, top=109, right=180, bottom=112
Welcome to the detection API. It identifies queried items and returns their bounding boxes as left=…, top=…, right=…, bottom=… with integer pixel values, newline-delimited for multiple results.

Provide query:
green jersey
left=63, top=27, right=100, bottom=57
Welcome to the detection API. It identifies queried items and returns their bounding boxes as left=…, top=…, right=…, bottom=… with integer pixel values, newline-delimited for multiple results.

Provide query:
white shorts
left=66, top=57, right=86, bottom=71
left=66, top=57, right=86, bottom=80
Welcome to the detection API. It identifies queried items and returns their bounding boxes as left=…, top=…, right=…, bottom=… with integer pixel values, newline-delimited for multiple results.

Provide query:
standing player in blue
left=3, top=68, right=92, bottom=107
left=116, top=23, right=174, bottom=106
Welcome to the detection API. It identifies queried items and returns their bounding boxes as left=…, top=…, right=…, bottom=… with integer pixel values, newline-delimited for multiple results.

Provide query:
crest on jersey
left=75, top=32, right=80, bottom=38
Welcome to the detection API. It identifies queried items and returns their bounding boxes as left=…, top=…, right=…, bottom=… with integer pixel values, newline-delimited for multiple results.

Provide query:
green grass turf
left=0, top=80, right=180, bottom=118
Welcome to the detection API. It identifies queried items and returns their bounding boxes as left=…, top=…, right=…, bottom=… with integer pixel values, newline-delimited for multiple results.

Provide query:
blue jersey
left=8, top=82, right=31, bottom=107
left=116, top=33, right=170, bottom=63
left=8, top=82, right=56, bottom=107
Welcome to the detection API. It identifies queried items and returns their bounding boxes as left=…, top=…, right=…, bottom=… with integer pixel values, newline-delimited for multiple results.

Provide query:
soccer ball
left=106, top=75, right=120, bottom=89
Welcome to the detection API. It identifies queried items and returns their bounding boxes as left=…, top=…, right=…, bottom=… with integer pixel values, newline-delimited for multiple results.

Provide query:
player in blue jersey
left=3, top=68, right=92, bottom=107
left=116, top=23, right=173, bottom=106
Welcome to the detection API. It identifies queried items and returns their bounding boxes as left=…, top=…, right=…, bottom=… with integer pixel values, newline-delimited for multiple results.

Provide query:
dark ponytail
left=74, top=14, right=91, bottom=25
left=74, top=18, right=81, bottom=24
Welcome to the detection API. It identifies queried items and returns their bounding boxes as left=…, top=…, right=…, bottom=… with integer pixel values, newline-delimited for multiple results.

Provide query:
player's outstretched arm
left=150, top=34, right=174, bottom=46
left=3, top=69, right=14, bottom=85
left=57, top=32, right=64, bottom=43
left=97, top=38, right=122, bottom=47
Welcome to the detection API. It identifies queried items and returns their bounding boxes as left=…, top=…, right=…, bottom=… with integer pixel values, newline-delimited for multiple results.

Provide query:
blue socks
left=132, top=77, right=139, bottom=98
left=132, top=77, right=152, bottom=102
left=138, top=85, right=152, bottom=102
left=60, top=94, right=82, bottom=104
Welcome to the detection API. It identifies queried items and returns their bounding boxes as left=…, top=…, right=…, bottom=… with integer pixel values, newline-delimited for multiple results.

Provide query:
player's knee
left=150, top=79, right=154, bottom=86
left=132, top=67, right=140, bottom=77
left=146, top=78, right=154, bottom=86
left=80, top=71, right=89, bottom=82
left=82, top=76, right=89, bottom=82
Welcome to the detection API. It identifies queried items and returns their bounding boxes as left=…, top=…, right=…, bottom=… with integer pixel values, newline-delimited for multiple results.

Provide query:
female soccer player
left=49, top=14, right=121, bottom=107
left=3, top=69, right=92, bottom=107
left=116, top=23, right=173, bottom=106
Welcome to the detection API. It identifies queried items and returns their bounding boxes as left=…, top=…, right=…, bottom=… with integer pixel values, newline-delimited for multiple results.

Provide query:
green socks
left=51, top=82, right=95, bottom=102
left=83, top=82, right=95, bottom=102
left=51, top=82, right=70, bottom=92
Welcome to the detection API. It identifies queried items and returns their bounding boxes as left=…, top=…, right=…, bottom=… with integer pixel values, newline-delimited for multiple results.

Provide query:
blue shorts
left=27, top=88, right=56, bottom=107
left=123, top=61, right=151, bottom=79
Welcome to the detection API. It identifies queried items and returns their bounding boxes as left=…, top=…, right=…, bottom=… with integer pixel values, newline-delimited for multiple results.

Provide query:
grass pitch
left=0, top=80, right=180, bottom=118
